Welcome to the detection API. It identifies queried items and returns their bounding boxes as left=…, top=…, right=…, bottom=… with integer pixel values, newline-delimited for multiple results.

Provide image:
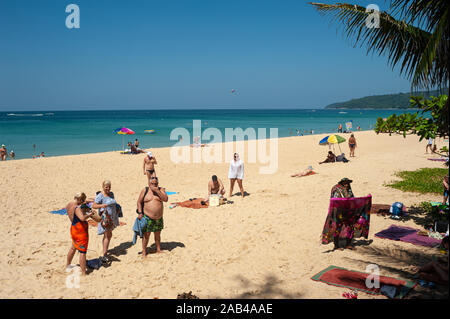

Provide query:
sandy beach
left=0, top=130, right=447, bottom=299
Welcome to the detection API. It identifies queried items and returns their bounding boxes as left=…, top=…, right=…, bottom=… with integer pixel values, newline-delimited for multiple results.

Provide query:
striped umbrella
left=114, top=127, right=135, bottom=150
left=319, top=134, right=346, bottom=154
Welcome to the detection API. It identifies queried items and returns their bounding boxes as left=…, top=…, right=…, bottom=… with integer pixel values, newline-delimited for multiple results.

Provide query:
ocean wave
left=7, top=113, right=44, bottom=117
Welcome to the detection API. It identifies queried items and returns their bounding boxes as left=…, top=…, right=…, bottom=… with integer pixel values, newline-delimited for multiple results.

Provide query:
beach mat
left=428, top=158, right=447, bottom=162
left=175, top=198, right=209, bottom=209
left=311, top=265, right=416, bottom=299
left=369, top=204, right=391, bottom=215
left=375, top=225, right=441, bottom=247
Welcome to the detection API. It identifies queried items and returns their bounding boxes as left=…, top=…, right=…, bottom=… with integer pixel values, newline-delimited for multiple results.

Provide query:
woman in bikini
left=348, top=134, right=357, bottom=157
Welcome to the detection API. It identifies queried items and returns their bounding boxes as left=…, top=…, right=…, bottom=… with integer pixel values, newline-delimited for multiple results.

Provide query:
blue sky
left=0, top=0, right=412, bottom=111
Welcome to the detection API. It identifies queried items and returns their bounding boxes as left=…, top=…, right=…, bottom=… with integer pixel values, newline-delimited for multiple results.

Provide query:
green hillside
left=325, top=90, right=447, bottom=109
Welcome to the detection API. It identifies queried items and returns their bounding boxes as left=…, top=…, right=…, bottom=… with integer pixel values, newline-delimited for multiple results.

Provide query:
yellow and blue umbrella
left=114, top=127, right=135, bottom=150
left=319, top=134, right=346, bottom=153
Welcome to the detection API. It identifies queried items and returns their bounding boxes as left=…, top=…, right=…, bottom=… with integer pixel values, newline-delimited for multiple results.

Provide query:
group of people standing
left=0, top=144, right=14, bottom=160
left=65, top=148, right=248, bottom=275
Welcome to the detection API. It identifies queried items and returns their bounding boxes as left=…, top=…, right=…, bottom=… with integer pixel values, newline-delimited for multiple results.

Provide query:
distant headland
left=324, top=89, right=447, bottom=109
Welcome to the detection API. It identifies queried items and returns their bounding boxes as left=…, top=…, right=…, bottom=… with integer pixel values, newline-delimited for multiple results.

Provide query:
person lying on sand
left=291, top=166, right=316, bottom=177
left=319, top=151, right=336, bottom=164
left=415, top=236, right=449, bottom=285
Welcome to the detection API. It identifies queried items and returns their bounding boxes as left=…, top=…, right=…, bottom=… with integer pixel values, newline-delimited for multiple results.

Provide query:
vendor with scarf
left=330, top=178, right=356, bottom=250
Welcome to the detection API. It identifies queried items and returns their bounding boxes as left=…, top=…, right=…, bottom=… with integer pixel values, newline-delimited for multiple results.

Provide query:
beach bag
left=390, top=202, right=404, bottom=217
left=209, top=194, right=220, bottom=207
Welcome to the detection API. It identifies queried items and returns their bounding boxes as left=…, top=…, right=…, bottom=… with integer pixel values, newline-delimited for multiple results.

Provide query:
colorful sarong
left=321, top=195, right=372, bottom=245
left=71, top=221, right=89, bottom=253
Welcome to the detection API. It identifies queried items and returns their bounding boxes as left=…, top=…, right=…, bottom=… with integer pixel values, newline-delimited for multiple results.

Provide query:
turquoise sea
left=0, top=109, right=418, bottom=160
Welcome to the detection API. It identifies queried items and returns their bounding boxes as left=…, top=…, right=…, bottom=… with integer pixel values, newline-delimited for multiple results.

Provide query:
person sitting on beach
left=319, top=151, right=336, bottom=164
left=443, top=175, right=449, bottom=204
left=330, top=178, right=356, bottom=251
left=143, top=151, right=157, bottom=179
left=66, top=203, right=94, bottom=276
left=416, top=236, right=449, bottom=285
left=136, top=176, right=168, bottom=258
left=134, top=139, right=139, bottom=148
left=128, top=142, right=145, bottom=154
left=336, top=153, right=349, bottom=163
left=206, top=175, right=226, bottom=201
left=291, top=166, right=315, bottom=177
left=92, top=180, right=120, bottom=263
left=0, top=144, right=7, bottom=161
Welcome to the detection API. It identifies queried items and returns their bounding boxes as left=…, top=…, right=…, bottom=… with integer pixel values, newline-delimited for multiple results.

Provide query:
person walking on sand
left=348, top=134, right=357, bottom=157
left=143, top=151, right=157, bottom=179
left=443, top=175, right=449, bottom=204
left=228, top=153, right=245, bottom=198
left=426, top=137, right=433, bottom=153
left=92, top=180, right=120, bottom=263
left=66, top=203, right=94, bottom=275
left=0, top=144, right=7, bottom=161
left=136, top=176, right=168, bottom=258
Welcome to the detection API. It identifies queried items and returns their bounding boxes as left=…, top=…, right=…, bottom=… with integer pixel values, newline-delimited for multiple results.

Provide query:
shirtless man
left=206, top=175, right=225, bottom=200
left=143, top=151, right=157, bottom=179
left=0, top=145, right=7, bottom=161
left=136, top=176, right=168, bottom=258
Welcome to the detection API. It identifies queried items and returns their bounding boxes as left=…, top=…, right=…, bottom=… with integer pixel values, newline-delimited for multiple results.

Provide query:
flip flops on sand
left=342, top=290, right=358, bottom=299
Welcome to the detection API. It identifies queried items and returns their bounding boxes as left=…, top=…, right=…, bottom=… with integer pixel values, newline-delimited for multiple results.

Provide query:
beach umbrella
left=319, top=134, right=346, bottom=154
left=114, top=127, right=135, bottom=150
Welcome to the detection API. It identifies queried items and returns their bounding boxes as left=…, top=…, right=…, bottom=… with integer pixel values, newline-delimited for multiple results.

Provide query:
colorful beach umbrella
left=319, top=134, right=346, bottom=153
left=114, top=127, right=135, bottom=150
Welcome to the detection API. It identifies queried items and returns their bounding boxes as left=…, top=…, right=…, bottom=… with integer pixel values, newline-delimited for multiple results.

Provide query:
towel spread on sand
left=175, top=198, right=209, bottom=209
left=311, top=265, right=416, bottom=299
left=49, top=208, right=67, bottom=215
left=321, top=195, right=372, bottom=245
left=375, top=225, right=442, bottom=247
left=428, top=158, right=448, bottom=162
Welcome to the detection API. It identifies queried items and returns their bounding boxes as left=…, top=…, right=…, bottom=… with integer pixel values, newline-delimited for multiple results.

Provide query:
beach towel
left=311, top=265, right=416, bottom=299
left=321, top=195, right=372, bottom=245
left=49, top=208, right=67, bottom=215
left=375, top=225, right=441, bottom=248
left=132, top=215, right=149, bottom=245
left=166, top=191, right=178, bottom=195
left=175, top=198, right=209, bottom=209
left=428, top=158, right=448, bottom=162
left=369, top=204, right=391, bottom=215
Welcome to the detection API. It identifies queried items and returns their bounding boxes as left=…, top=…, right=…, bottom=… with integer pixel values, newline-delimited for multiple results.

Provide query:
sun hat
left=147, top=151, right=152, bottom=157
left=339, top=177, right=353, bottom=184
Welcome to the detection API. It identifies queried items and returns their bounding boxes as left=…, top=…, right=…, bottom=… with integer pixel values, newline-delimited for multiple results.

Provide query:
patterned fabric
left=321, top=195, right=372, bottom=245
left=330, top=184, right=354, bottom=198
left=143, top=216, right=164, bottom=233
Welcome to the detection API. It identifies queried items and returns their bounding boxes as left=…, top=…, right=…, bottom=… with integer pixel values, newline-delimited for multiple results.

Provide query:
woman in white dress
left=228, top=153, right=245, bottom=197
